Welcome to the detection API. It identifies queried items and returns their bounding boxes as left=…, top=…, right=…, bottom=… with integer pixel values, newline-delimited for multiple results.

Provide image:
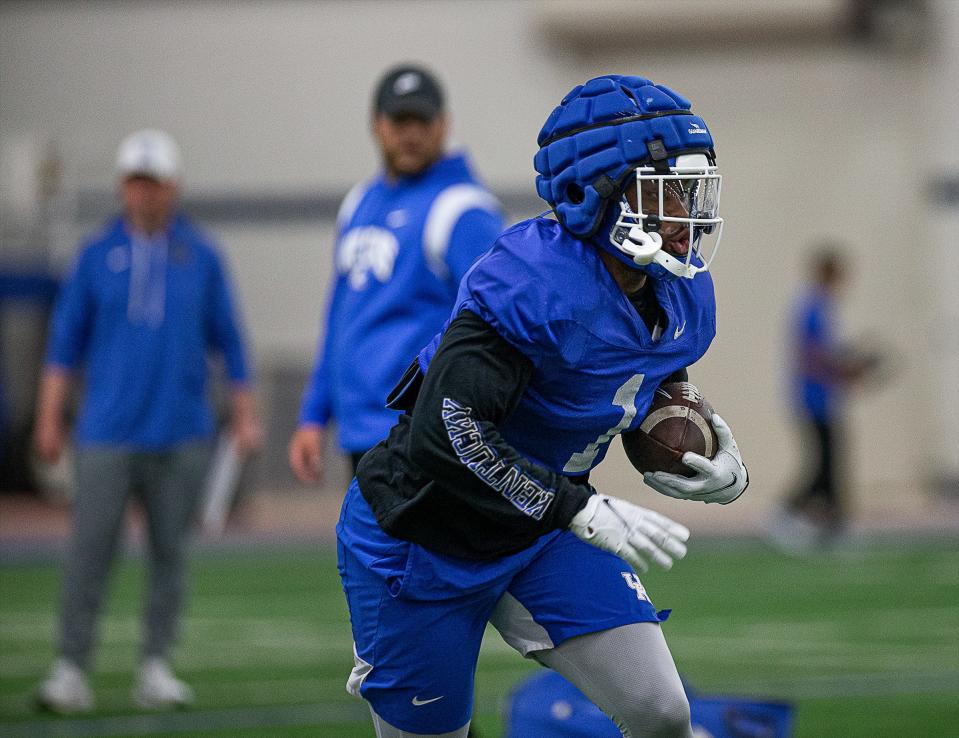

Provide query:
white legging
left=370, top=621, right=692, bottom=738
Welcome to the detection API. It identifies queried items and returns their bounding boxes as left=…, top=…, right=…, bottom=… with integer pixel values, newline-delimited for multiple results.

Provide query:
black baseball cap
left=373, top=64, right=445, bottom=121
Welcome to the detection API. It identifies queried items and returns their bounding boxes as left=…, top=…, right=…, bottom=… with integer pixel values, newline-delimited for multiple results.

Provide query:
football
left=621, top=382, right=718, bottom=476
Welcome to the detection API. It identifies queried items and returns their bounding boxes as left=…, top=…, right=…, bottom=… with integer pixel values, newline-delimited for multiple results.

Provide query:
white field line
left=0, top=644, right=349, bottom=679
left=676, top=605, right=959, bottom=632
left=674, top=633, right=953, bottom=656
left=0, top=614, right=341, bottom=641
left=722, top=669, right=959, bottom=699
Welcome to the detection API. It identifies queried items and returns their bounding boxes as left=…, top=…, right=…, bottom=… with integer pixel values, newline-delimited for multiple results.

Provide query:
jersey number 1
left=562, top=374, right=645, bottom=473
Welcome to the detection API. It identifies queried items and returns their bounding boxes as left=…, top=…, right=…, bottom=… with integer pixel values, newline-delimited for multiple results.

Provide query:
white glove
left=569, top=493, right=690, bottom=573
left=644, top=413, right=748, bottom=505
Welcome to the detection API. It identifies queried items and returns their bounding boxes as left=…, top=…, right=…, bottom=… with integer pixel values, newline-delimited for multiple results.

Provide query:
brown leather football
left=621, top=382, right=718, bottom=476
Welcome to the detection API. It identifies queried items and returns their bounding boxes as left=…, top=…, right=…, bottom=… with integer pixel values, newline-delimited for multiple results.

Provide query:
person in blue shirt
left=337, top=75, right=748, bottom=738
left=288, top=64, right=502, bottom=484
left=781, top=246, right=878, bottom=542
left=34, top=129, right=261, bottom=714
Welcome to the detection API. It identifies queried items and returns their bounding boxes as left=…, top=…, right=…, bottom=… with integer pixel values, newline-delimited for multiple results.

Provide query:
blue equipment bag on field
left=504, top=670, right=794, bottom=738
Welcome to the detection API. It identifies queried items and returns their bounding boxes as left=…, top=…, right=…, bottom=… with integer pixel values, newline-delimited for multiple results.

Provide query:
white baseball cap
left=116, top=129, right=182, bottom=181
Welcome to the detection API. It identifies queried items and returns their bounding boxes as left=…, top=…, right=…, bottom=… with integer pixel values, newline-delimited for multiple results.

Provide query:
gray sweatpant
left=58, top=443, right=210, bottom=670
left=370, top=622, right=692, bottom=738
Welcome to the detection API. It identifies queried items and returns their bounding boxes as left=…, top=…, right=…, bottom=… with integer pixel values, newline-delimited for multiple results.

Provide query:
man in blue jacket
left=288, top=64, right=502, bottom=483
left=34, top=129, right=261, bottom=713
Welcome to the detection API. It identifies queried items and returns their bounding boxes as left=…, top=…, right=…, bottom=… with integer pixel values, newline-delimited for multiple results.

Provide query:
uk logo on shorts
left=621, top=572, right=650, bottom=602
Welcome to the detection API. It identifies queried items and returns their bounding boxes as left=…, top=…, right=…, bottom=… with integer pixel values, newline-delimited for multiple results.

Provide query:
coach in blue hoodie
left=289, top=64, right=502, bottom=482
left=35, top=130, right=261, bottom=714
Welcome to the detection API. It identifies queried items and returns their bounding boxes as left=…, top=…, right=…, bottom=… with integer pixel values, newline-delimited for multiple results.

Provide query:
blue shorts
left=337, top=480, right=670, bottom=734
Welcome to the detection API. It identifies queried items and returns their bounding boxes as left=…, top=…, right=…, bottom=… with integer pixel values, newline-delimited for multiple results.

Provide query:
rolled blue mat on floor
left=504, top=669, right=794, bottom=738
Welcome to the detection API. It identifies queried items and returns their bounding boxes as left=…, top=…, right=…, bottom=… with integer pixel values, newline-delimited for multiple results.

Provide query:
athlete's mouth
left=664, top=235, right=689, bottom=257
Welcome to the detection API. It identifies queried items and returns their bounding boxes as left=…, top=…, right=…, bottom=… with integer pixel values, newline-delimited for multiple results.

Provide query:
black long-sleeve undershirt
left=356, top=309, right=594, bottom=559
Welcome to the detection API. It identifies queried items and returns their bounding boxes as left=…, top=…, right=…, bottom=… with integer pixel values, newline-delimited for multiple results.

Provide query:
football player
left=337, top=75, right=748, bottom=738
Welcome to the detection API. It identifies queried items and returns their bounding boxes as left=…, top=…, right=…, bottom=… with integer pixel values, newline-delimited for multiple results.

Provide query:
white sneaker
left=132, top=657, right=194, bottom=710
left=766, top=508, right=822, bottom=555
left=36, top=658, right=94, bottom=714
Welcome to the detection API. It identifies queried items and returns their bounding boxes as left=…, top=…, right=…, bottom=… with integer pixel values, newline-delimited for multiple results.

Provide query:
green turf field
left=1, top=540, right=957, bottom=737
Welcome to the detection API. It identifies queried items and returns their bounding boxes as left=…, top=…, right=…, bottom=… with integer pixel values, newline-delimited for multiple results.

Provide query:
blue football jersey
left=420, top=216, right=716, bottom=474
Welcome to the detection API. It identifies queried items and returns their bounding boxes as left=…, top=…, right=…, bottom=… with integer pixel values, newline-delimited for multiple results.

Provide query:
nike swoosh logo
left=674, top=321, right=686, bottom=339
left=412, top=695, right=444, bottom=706
left=715, top=473, right=737, bottom=492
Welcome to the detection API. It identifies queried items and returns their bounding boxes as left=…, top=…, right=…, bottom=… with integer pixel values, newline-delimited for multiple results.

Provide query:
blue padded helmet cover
left=534, top=75, right=714, bottom=238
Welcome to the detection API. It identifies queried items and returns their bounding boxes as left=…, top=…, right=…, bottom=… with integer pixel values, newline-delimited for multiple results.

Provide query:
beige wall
left=2, top=1, right=955, bottom=518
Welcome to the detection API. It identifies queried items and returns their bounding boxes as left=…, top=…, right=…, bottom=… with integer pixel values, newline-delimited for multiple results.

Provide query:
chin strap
left=619, top=227, right=704, bottom=280
left=623, top=226, right=663, bottom=265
